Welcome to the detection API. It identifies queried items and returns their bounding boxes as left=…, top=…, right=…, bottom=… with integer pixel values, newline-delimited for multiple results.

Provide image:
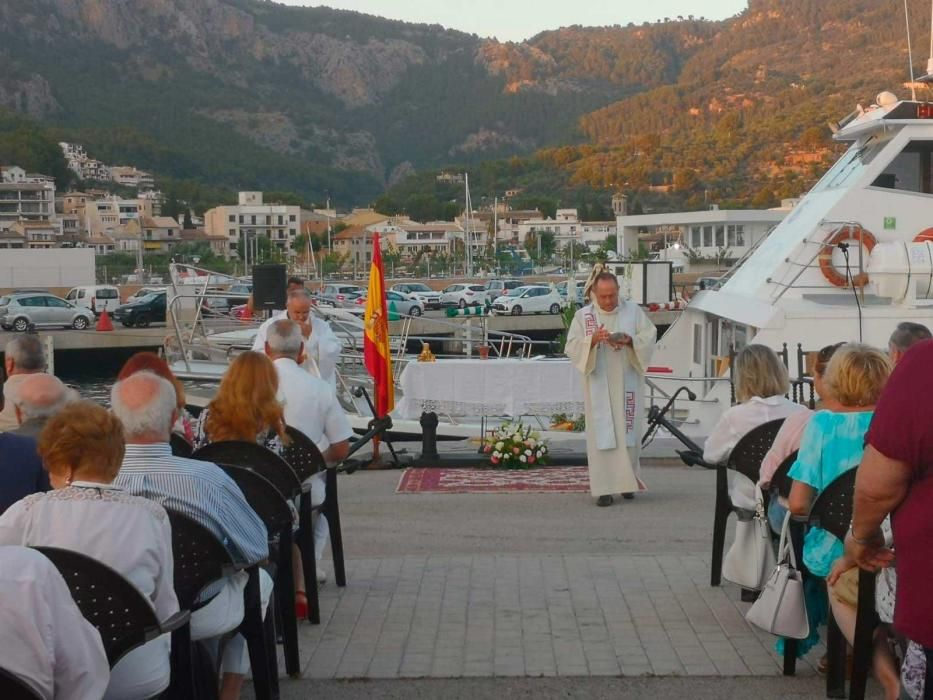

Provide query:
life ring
left=819, top=226, right=876, bottom=287
left=913, top=228, right=933, bottom=242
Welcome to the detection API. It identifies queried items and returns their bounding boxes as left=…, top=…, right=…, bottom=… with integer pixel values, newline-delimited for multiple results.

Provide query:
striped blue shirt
left=116, top=443, right=268, bottom=566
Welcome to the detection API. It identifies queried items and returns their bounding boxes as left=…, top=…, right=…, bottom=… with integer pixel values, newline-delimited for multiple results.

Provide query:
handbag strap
left=777, top=511, right=799, bottom=570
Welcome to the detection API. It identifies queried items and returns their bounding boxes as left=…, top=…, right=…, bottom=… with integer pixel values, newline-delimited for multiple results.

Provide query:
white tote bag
left=745, top=512, right=810, bottom=640
left=722, top=483, right=776, bottom=591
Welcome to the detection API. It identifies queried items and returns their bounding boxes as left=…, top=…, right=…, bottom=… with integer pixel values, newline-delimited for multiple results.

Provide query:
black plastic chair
left=166, top=510, right=241, bottom=700
left=0, top=667, right=42, bottom=700
left=193, top=441, right=301, bottom=501
left=710, top=418, right=785, bottom=587
left=771, top=450, right=799, bottom=500
left=281, top=425, right=349, bottom=625
left=31, top=546, right=189, bottom=668
left=217, top=463, right=298, bottom=685
left=808, top=468, right=874, bottom=700
left=170, top=432, right=194, bottom=458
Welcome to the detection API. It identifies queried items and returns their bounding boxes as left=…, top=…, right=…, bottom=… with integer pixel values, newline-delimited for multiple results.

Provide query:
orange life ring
left=914, top=228, right=933, bottom=242
left=819, top=226, right=876, bottom=287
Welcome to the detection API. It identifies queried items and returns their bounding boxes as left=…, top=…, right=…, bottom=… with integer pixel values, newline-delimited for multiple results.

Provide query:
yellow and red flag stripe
left=363, top=232, right=394, bottom=417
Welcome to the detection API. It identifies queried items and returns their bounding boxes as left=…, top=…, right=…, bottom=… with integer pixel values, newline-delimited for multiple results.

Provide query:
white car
left=440, top=284, right=487, bottom=308
left=391, top=283, right=442, bottom=309
left=492, top=286, right=564, bottom=316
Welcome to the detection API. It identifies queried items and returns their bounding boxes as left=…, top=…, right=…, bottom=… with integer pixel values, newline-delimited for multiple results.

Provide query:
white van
left=65, top=285, right=120, bottom=316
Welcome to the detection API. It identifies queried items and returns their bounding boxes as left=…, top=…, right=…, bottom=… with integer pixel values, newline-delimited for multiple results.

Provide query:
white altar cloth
left=396, top=358, right=585, bottom=419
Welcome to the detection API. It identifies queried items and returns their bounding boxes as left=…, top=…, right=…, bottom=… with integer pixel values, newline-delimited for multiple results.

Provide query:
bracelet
left=848, top=527, right=883, bottom=546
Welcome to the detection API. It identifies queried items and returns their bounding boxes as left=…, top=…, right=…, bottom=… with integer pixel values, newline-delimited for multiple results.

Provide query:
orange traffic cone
left=96, top=308, right=114, bottom=332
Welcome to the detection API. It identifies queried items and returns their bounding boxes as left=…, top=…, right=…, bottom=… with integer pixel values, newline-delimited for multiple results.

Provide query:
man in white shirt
left=265, top=319, right=352, bottom=574
left=252, top=286, right=342, bottom=389
left=0, top=545, right=109, bottom=700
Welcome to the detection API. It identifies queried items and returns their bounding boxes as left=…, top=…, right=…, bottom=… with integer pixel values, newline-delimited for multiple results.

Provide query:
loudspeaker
left=252, top=264, right=287, bottom=311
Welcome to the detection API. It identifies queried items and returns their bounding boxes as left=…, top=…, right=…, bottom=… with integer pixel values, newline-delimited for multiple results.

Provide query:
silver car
left=0, top=293, right=95, bottom=331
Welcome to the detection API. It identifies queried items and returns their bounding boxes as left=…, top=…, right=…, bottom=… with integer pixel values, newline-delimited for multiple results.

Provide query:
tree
left=182, top=209, right=194, bottom=229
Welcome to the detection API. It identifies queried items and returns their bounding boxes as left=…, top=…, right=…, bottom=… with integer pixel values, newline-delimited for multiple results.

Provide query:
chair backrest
left=771, top=450, right=799, bottom=499
left=31, top=546, right=160, bottom=668
left=166, top=509, right=237, bottom=610
left=192, top=441, right=301, bottom=500
left=808, top=468, right=857, bottom=540
left=0, top=667, right=43, bottom=700
left=281, top=425, right=327, bottom=482
left=215, top=464, right=293, bottom=539
left=727, top=418, right=785, bottom=483
left=169, top=432, right=193, bottom=458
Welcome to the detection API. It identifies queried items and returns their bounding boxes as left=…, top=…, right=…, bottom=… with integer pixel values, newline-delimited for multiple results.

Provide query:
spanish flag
left=364, top=232, right=394, bottom=417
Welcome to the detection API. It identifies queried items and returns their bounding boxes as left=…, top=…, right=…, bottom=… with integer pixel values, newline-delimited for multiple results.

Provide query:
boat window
left=692, top=324, right=703, bottom=365
left=813, top=138, right=886, bottom=191
left=870, top=140, right=933, bottom=194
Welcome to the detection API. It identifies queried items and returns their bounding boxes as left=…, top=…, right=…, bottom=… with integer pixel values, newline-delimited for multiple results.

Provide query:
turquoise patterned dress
left=788, top=409, right=874, bottom=578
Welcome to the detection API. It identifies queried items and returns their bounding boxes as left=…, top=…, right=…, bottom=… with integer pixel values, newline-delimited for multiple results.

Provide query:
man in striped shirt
left=112, top=371, right=269, bottom=700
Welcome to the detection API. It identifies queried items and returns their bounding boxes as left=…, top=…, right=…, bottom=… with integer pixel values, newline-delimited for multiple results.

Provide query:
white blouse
left=0, top=545, right=109, bottom=700
left=0, top=482, right=179, bottom=700
left=703, top=395, right=809, bottom=510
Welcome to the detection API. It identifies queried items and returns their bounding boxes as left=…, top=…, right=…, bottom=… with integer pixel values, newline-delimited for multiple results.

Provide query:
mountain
left=0, top=0, right=698, bottom=203
left=0, top=0, right=925, bottom=210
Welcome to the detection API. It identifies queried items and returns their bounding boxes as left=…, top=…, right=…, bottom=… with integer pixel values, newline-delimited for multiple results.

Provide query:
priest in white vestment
left=565, top=270, right=657, bottom=506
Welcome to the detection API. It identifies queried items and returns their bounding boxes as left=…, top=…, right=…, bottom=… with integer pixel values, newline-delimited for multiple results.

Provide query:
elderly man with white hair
left=7, top=373, right=77, bottom=438
left=264, top=318, right=352, bottom=581
left=0, top=335, right=47, bottom=432
left=251, top=288, right=342, bottom=389
left=111, top=371, right=270, bottom=700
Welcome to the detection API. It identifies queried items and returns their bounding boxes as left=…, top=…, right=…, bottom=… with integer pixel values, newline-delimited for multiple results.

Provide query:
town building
left=110, top=166, right=154, bottom=190
left=515, top=208, right=617, bottom=250
left=202, top=191, right=301, bottom=259
left=0, top=166, right=57, bottom=232
left=180, top=228, right=228, bottom=256
left=7, top=220, right=62, bottom=249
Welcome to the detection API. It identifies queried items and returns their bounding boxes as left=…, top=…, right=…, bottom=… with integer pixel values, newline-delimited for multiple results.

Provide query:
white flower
left=493, top=451, right=501, bottom=459
left=495, top=441, right=504, bottom=450
left=512, top=434, right=520, bottom=442
left=528, top=438, right=536, bottom=447
left=519, top=455, right=527, bottom=463
left=536, top=450, right=542, bottom=457
left=525, top=449, right=532, bottom=456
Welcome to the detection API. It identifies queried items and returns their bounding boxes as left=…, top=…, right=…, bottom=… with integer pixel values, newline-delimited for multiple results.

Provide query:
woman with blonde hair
left=703, top=344, right=809, bottom=509
left=0, top=401, right=178, bottom=699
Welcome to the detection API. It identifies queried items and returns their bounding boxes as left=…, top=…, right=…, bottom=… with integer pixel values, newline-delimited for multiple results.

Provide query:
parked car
left=112, top=292, right=167, bottom=328
left=556, top=280, right=585, bottom=306
left=391, top=283, right=442, bottom=309
left=354, top=290, right=424, bottom=316
left=226, top=282, right=252, bottom=306
left=484, top=279, right=522, bottom=295
left=321, top=284, right=365, bottom=305
left=64, top=285, right=120, bottom=316
left=126, top=286, right=166, bottom=303
left=440, top=284, right=488, bottom=308
left=694, top=276, right=724, bottom=292
left=491, top=286, right=563, bottom=316
left=0, top=293, right=95, bottom=331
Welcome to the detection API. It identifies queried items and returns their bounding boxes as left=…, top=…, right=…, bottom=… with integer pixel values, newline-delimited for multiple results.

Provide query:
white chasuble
left=565, top=300, right=657, bottom=497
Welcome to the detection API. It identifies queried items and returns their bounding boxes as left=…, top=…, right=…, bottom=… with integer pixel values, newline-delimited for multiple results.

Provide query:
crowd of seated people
left=703, top=322, right=933, bottom=700
left=0, top=319, right=352, bottom=700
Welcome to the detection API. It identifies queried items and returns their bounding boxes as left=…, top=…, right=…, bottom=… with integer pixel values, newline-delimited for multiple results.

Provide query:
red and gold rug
left=396, top=467, right=590, bottom=494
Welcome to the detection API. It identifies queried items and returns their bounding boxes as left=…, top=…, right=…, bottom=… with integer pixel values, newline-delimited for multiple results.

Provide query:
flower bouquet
left=482, top=422, right=550, bottom=469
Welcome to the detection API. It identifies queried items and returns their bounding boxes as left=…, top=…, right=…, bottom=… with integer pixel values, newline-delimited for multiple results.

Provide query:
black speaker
left=252, top=264, right=287, bottom=311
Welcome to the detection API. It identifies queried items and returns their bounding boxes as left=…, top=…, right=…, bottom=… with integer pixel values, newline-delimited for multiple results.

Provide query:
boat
left=646, top=91, right=933, bottom=448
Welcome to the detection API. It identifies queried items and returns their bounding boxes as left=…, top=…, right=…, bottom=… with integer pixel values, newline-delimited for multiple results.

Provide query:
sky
left=280, top=1, right=749, bottom=42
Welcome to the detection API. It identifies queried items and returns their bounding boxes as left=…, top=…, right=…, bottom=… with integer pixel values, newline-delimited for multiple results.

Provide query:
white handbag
left=722, top=483, right=775, bottom=591
left=745, top=512, right=810, bottom=640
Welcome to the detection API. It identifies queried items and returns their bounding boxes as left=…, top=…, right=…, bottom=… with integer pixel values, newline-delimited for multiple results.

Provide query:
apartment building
left=203, top=191, right=300, bottom=259
left=0, top=166, right=56, bottom=232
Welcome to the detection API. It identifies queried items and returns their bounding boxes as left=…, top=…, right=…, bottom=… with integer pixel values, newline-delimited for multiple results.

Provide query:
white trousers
left=308, top=472, right=328, bottom=561
left=191, top=569, right=274, bottom=675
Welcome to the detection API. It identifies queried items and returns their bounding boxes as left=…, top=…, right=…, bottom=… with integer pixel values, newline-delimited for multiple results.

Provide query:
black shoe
left=597, top=495, right=613, bottom=507
left=622, top=493, right=635, bottom=500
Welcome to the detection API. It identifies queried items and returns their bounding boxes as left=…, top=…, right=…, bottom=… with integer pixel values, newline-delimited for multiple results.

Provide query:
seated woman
left=193, top=351, right=310, bottom=624
left=759, top=342, right=845, bottom=532
left=118, top=351, right=196, bottom=443
left=0, top=401, right=178, bottom=700
left=703, top=344, right=809, bottom=509
left=786, top=343, right=891, bottom=664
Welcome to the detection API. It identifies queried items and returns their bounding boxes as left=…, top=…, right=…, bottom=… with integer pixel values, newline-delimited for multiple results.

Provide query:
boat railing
left=768, top=219, right=870, bottom=302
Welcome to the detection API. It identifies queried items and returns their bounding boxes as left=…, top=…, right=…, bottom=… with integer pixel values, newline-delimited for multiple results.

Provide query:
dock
left=0, top=327, right=166, bottom=374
